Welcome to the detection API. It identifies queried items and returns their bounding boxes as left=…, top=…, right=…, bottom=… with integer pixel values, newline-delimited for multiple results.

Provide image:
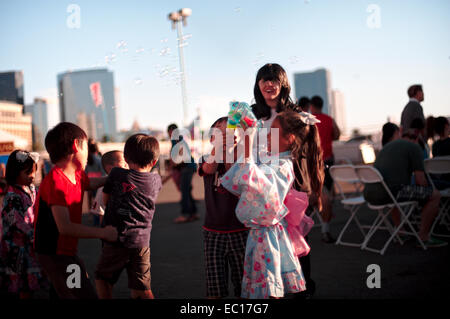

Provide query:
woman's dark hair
left=434, top=116, right=449, bottom=136
left=381, top=122, right=399, bottom=146
left=252, top=63, right=294, bottom=120
left=425, top=116, right=435, bottom=141
left=5, top=150, right=37, bottom=186
left=276, top=111, right=324, bottom=210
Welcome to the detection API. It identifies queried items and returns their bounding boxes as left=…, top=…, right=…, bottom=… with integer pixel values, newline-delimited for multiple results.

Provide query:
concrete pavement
left=76, top=175, right=450, bottom=299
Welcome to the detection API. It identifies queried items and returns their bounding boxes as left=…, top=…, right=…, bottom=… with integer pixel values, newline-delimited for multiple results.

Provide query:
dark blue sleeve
left=103, top=167, right=119, bottom=194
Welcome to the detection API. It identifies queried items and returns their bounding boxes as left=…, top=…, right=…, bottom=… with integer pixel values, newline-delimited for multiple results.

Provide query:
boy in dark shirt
left=199, top=117, right=248, bottom=298
left=95, top=134, right=162, bottom=299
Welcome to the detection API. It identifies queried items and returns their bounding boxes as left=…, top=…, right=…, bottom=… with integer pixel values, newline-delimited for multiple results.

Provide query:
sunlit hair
left=276, top=110, right=324, bottom=210
left=252, top=63, right=294, bottom=120
left=124, top=134, right=160, bottom=168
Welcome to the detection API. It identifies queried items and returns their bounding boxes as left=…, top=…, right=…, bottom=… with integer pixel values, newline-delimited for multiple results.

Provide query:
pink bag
left=284, top=188, right=314, bottom=257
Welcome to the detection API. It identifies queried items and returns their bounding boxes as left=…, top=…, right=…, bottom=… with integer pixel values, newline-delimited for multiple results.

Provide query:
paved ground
left=74, top=175, right=450, bottom=299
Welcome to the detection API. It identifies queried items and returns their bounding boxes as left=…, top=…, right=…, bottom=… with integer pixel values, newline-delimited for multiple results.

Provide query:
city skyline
left=1, top=1, right=449, bottom=133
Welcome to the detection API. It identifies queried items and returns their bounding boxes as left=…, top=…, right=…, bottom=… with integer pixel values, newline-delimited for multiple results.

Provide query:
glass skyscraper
left=0, top=71, right=24, bottom=106
left=24, top=98, right=49, bottom=149
left=294, top=68, right=332, bottom=115
left=57, top=68, right=118, bottom=141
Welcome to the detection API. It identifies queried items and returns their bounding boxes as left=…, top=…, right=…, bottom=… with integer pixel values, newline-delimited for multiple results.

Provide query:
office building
left=0, top=101, right=32, bottom=150
left=57, top=68, right=118, bottom=141
left=330, top=89, right=347, bottom=135
left=24, top=98, right=49, bottom=149
left=0, top=71, right=24, bottom=106
left=294, top=68, right=332, bottom=114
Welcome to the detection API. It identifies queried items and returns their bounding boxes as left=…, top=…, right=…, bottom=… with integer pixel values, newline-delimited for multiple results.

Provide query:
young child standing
left=199, top=117, right=248, bottom=299
left=33, top=122, right=118, bottom=299
left=0, top=150, right=47, bottom=298
left=95, top=134, right=162, bottom=299
left=90, top=151, right=128, bottom=226
left=220, top=110, right=323, bottom=299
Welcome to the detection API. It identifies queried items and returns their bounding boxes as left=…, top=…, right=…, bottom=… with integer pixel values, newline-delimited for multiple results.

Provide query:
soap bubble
left=179, top=33, right=192, bottom=41
left=159, top=47, right=171, bottom=56
left=117, top=40, right=128, bottom=54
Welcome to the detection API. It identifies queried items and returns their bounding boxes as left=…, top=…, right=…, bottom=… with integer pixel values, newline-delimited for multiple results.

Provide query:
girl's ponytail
left=276, top=111, right=325, bottom=211
left=303, top=125, right=324, bottom=210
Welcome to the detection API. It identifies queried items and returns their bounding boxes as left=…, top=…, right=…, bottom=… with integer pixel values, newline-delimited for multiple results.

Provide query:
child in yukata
left=221, top=110, right=323, bottom=299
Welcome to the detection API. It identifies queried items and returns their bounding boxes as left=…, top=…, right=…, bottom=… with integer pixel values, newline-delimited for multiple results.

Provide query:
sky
left=1, top=0, right=449, bottom=134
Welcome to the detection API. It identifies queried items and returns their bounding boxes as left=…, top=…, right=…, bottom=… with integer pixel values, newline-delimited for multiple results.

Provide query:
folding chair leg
left=380, top=204, right=426, bottom=254
left=361, top=211, right=386, bottom=251
left=335, top=205, right=365, bottom=247
left=381, top=216, right=403, bottom=245
left=354, top=216, right=366, bottom=237
left=311, top=208, right=324, bottom=228
left=430, top=198, right=450, bottom=238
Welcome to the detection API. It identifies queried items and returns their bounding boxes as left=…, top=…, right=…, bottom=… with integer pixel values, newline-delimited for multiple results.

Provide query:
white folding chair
left=424, top=157, right=450, bottom=238
left=354, top=165, right=427, bottom=255
left=329, top=165, right=366, bottom=247
left=309, top=207, right=324, bottom=228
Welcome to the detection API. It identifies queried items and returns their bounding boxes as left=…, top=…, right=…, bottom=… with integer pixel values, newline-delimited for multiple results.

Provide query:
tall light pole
left=168, top=8, right=191, bottom=127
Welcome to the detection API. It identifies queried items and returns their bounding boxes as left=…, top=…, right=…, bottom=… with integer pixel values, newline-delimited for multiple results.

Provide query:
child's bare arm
left=88, top=177, right=108, bottom=191
left=51, top=205, right=117, bottom=241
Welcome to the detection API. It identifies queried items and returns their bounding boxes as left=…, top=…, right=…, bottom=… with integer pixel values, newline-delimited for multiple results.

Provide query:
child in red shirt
left=34, top=122, right=117, bottom=299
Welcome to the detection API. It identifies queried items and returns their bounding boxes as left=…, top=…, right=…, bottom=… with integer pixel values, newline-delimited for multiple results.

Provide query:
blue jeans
left=180, top=166, right=197, bottom=216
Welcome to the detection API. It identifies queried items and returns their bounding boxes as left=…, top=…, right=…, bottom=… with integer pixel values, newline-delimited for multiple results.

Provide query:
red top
left=34, top=167, right=90, bottom=256
left=313, top=112, right=334, bottom=161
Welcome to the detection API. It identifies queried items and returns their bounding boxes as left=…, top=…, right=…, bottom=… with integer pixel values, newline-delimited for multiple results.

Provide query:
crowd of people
left=0, top=64, right=448, bottom=300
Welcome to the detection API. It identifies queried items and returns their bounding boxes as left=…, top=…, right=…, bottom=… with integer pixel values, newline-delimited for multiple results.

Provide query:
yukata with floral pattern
left=221, top=151, right=306, bottom=298
left=0, top=185, right=47, bottom=293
